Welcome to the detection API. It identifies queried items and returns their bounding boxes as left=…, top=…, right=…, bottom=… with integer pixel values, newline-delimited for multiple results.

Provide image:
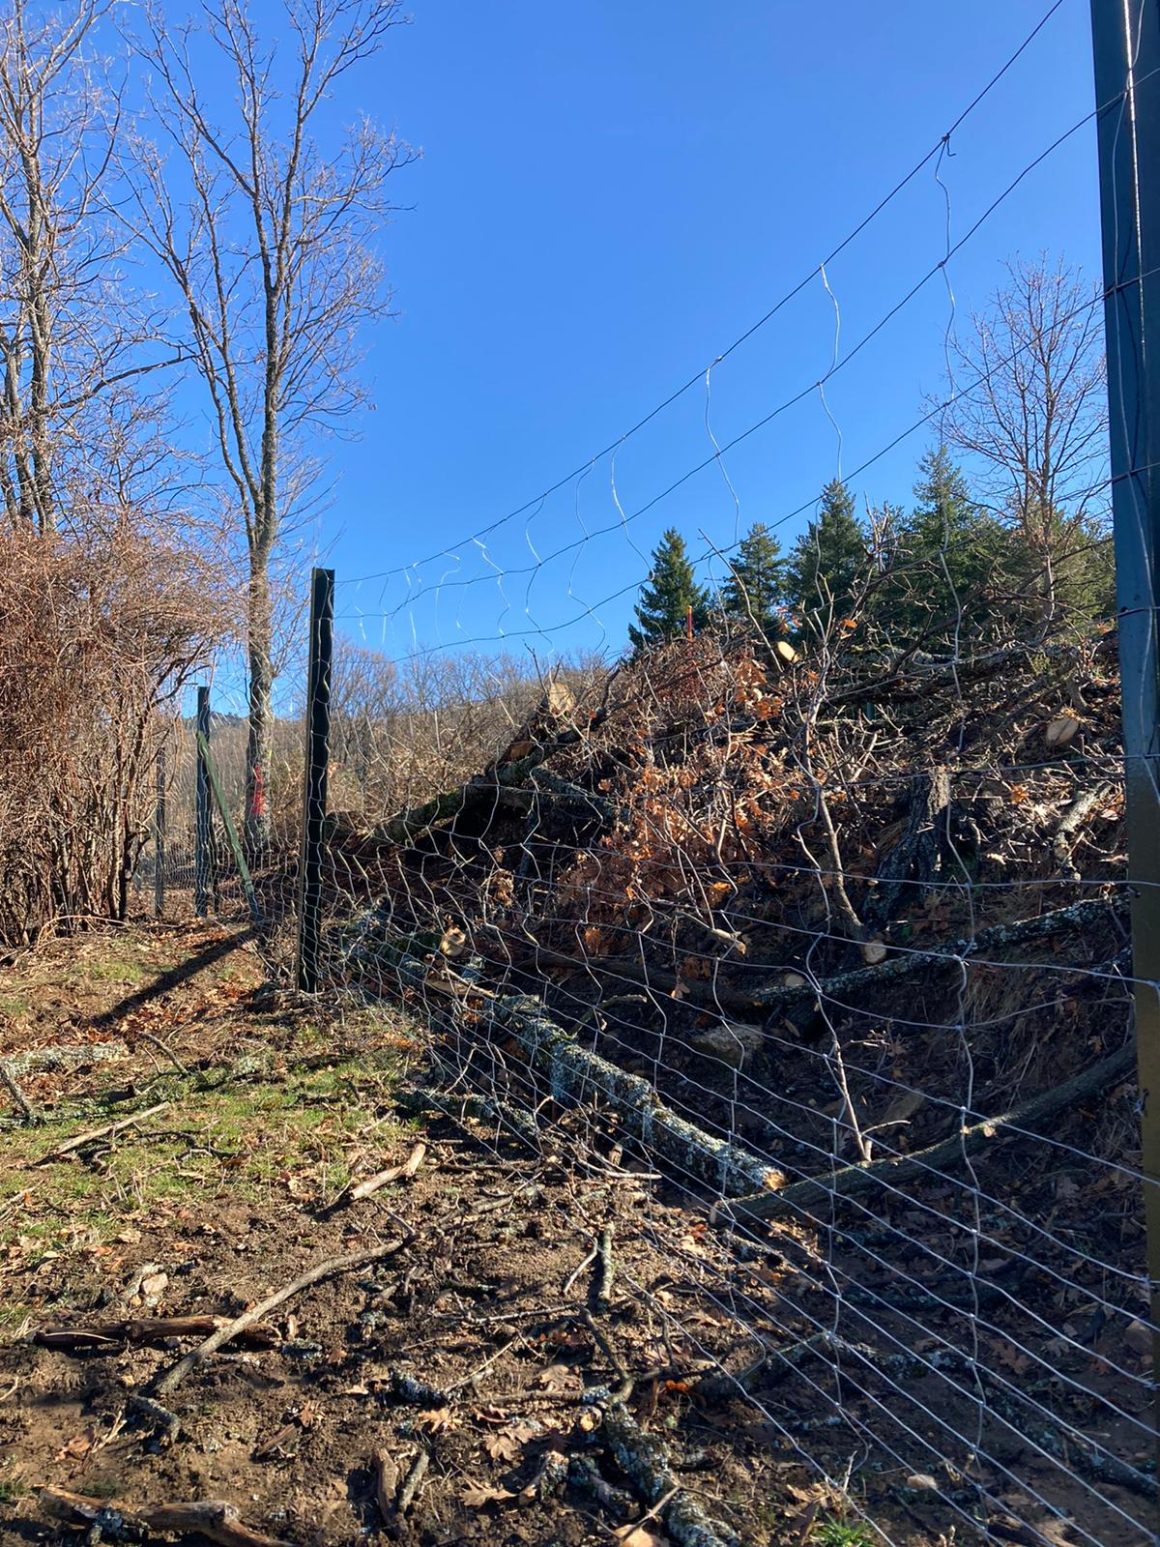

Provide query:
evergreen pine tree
left=887, top=447, right=1012, bottom=649
left=785, top=479, right=866, bottom=633
left=1004, top=503, right=1116, bottom=636
left=722, top=522, right=786, bottom=641
left=627, top=528, right=712, bottom=657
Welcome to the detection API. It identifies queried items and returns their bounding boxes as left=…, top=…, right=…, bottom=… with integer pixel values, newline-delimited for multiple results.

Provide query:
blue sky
left=288, top=1, right=1102, bottom=675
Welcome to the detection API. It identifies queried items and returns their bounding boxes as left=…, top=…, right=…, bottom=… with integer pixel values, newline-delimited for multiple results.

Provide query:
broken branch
left=321, top=1141, right=426, bottom=1215
left=151, top=1236, right=409, bottom=1397
left=34, top=1316, right=280, bottom=1352
left=40, top=1488, right=291, bottom=1547
left=36, top=1100, right=171, bottom=1163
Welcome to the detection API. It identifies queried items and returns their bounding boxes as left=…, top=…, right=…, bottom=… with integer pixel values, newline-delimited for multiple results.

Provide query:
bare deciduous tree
left=0, top=0, right=182, bottom=536
left=941, top=257, right=1110, bottom=626
left=127, top=0, right=414, bottom=858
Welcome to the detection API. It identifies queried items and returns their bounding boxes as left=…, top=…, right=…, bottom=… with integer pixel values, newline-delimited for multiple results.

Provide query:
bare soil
left=0, top=923, right=1152, bottom=1547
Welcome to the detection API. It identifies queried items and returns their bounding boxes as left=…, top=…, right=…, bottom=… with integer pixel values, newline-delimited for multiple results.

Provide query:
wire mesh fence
left=302, top=614, right=1150, bottom=1547
left=113, top=7, right=1160, bottom=1541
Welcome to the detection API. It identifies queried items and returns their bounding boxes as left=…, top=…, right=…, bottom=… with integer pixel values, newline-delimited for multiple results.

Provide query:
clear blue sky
left=304, top=0, right=1101, bottom=672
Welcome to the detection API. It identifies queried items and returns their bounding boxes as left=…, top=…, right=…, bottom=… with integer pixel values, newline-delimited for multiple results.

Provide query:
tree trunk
left=245, top=561, right=274, bottom=863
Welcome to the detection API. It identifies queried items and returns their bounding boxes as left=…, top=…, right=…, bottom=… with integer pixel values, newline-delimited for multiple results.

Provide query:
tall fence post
left=1090, top=0, right=1160, bottom=1430
left=297, top=567, right=335, bottom=992
left=154, top=744, right=166, bottom=920
left=195, top=686, right=212, bottom=919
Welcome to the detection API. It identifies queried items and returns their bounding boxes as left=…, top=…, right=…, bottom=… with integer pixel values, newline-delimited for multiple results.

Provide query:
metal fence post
left=195, top=686, right=212, bottom=918
left=1090, top=0, right=1160, bottom=1427
left=154, top=744, right=166, bottom=920
left=297, top=568, right=335, bottom=992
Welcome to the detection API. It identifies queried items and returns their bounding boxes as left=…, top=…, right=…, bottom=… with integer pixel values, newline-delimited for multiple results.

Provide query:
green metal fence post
left=1090, top=0, right=1160, bottom=1438
left=297, top=568, right=335, bottom=992
left=194, top=687, right=212, bottom=918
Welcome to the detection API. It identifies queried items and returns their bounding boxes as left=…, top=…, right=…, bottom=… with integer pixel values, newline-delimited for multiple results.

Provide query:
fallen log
left=0, top=1040, right=127, bottom=1078
left=751, top=893, right=1132, bottom=1016
left=482, top=993, right=784, bottom=1197
left=381, top=946, right=784, bottom=1197
left=716, top=1041, right=1137, bottom=1225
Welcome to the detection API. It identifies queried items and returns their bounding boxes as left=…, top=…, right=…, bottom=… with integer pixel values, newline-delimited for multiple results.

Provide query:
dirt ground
left=0, top=923, right=1151, bottom=1547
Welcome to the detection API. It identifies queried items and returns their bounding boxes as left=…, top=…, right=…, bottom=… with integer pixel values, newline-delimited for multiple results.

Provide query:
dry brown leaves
left=482, top=1422, right=537, bottom=1464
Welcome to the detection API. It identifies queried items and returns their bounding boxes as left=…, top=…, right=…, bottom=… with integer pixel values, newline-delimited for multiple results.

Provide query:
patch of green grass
left=0, top=993, right=30, bottom=1019
left=1, top=1046, right=411, bottom=1242
left=0, top=1301, right=31, bottom=1332
left=0, top=1474, right=28, bottom=1504
left=85, top=957, right=150, bottom=985
left=813, top=1518, right=875, bottom=1547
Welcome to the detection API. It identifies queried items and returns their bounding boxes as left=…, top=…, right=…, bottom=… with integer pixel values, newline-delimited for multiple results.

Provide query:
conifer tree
left=886, top=447, right=1011, bottom=648
left=627, top=528, right=711, bottom=657
left=722, top=522, right=786, bottom=640
left=785, top=479, right=866, bottom=632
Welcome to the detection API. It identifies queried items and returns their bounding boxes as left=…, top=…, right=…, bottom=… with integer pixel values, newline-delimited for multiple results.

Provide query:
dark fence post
left=195, top=686, right=212, bottom=918
left=1091, top=0, right=1160, bottom=1443
left=197, top=729, right=263, bottom=928
left=297, top=567, right=335, bottom=992
left=154, top=744, right=167, bottom=920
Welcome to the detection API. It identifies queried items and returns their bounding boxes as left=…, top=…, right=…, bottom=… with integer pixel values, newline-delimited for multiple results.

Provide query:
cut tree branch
left=718, top=1041, right=1136, bottom=1225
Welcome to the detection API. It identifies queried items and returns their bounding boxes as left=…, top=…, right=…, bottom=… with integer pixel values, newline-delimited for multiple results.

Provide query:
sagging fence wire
left=340, top=0, right=1071, bottom=590
left=338, top=142, right=1138, bottom=654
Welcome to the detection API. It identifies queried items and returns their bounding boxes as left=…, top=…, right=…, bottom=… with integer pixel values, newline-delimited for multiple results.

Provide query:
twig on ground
left=133, top=1028, right=190, bottom=1077
left=151, top=1236, right=409, bottom=1397
left=613, top=1485, right=681, bottom=1540
left=562, top=1237, right=599, bottom=1296
left=581, top=1309, right=633, bottom=1402
left=446, top=1334, right=522, bottom=1395
left=321, top=1141, right=427, bottom=1215
left=0, top=1062, right=36, bottom=1123
left=1052, top=783, right=1110, bottom=881
left=397, top=1450, right=429, bottom=1516
left=127, top=1393, right=182, bottom=1444
left=36, top=1100, right=170, bottom=1164
left=40, top=1488, right=291, bottom=1547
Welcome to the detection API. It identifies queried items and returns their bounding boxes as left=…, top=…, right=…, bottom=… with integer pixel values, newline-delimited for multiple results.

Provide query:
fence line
left=129, top=7, right=1160, bottom=1541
